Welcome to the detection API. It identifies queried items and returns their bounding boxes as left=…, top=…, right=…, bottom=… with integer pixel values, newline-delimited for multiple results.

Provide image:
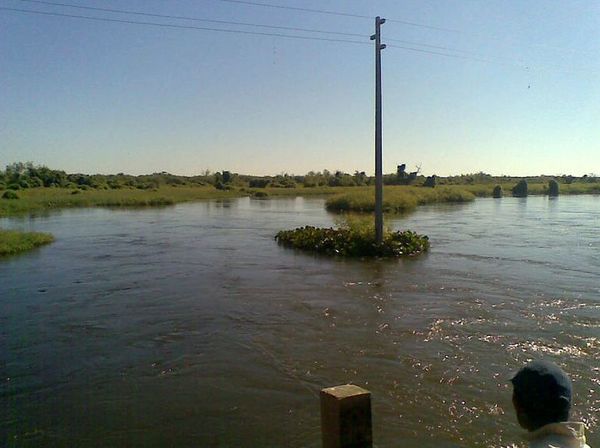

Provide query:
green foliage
left=548, top=179, right=559, bottom=196
left=2, top=190, right=19, bottom=200
left=492, top=185, right=503, bottom=198
left=275, top=221, right=429, bottom=257
left=252, top=191, right=269, bottom=198
left=512, top=180, right=528, bottom=197
left=248, top=178, right=270, bottom=188
left=0, top=229, right=54, bottom=256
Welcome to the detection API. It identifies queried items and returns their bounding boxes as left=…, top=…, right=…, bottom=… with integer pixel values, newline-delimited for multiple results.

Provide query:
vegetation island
left=1, top=162, right=599, bottom=257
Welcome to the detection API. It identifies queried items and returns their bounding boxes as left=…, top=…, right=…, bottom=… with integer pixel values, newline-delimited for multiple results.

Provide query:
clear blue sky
left=1, top=0, right=599, bottom=176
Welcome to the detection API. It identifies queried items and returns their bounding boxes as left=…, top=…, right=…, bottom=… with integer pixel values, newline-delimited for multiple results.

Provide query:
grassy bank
left=0, top=185, right=349, bottom=217
left=326, top=186, right=476, bottom=213
left=0, top=229, right=54, bottom=256
left=0, top=186, right=240, bottom=217
left=325, top=182, right=600, bottom=213
left=459, top=182, right=600, bottom=197
left=2, top=182, right=599, bottom=217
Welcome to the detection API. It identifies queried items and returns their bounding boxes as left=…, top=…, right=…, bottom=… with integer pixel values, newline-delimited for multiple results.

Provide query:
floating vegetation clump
left=275, top=224, right=429, bottom=258
left=0, top=229, right=54, bottom=256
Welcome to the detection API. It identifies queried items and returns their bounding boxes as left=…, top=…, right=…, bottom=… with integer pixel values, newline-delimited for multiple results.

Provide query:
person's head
left=510, top=360, right=572, bottom=431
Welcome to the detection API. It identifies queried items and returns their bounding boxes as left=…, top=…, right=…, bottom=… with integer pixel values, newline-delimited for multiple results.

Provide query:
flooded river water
left=1, top=196, right=598, bottom=447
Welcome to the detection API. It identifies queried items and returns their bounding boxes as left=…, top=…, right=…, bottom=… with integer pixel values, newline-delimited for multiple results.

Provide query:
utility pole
left=371, top=16, right=386, bottom=245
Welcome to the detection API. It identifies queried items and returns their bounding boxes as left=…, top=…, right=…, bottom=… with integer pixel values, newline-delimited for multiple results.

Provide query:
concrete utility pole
left=371, top=16, right=386, bottom=244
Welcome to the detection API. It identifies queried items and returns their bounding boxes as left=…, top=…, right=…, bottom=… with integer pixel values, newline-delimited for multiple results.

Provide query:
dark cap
left=510, top=360, right=572, bottom=407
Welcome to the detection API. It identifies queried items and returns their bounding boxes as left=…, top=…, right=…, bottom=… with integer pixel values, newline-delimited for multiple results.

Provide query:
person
left=511, top=360, right=591, bottom=448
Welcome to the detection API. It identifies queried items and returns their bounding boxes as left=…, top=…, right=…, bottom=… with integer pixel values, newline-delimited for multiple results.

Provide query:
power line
left=18, top=0, right=480, bottom=56
left=214, top=0, right=372, bottom=20
left=17, top=0, right=366, bottom=39
left=214, top=0, right=460, bottom=32
left=2, top=5, right=595, bottom=74
left=385, top=37, right=476, bottom=55
left=212, top=0, right=596, bottom=57
left=0, top=6, right=372, bottom=45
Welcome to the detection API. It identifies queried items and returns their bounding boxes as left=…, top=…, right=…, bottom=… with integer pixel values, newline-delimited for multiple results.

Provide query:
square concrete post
left=320, top=384, right=372, bottom=448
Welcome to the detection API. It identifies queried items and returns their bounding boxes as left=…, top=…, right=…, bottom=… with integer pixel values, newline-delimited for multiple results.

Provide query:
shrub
left=492, top=185, right=503, bottom=198
left=548, top=179, right=559, bottom=196
left=7, top=183, right=20, bottom=190
left=2, top=190, right=19, bottom=199
left=249, top=179, right=270, bottom=188
left=423, top=175, right=437, bottom=188
left=18, top=179, right=30, bottom=189
left=252, top=191, right=269, bottom=198
left=71, top=189, right=81, bottom=195
left=512, top=180, right=528, bottom=197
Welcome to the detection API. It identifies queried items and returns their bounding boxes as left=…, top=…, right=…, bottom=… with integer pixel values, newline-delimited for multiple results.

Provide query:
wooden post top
left=321, top=384, right=370, bottom=400
left=321, top=384, right=372, bottom=448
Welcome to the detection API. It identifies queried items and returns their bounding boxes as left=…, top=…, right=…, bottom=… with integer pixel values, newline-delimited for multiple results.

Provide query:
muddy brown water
left=1, top=196, right=598, bottom=447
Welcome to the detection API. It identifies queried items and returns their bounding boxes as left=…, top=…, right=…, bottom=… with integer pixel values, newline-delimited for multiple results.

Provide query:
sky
left=1, top=0, right=599, bottom=177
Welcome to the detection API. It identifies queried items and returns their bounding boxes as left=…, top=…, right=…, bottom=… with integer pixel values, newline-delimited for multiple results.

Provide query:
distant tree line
left=1, top=162, right=598, bottom=191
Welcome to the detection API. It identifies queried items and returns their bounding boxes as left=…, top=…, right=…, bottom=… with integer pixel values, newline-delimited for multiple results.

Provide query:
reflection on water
left=1, top=196, right=598, bottom=447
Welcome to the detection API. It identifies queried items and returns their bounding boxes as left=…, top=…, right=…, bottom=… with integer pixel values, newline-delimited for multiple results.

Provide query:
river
left=1, top=196, right=598, bottom=447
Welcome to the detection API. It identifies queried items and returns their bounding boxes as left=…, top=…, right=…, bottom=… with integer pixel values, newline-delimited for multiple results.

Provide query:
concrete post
left=320, top=384, right=372, bottom=448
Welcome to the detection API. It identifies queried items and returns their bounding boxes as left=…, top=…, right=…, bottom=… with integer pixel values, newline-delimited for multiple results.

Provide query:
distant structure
left=396, top=163, right=419, bottom=185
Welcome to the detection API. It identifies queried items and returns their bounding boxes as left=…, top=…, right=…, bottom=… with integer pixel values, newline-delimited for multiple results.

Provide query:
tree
left=512, top=180, right=528, bottom=197
left=423, top=175, right=437, bottom=188
left=548, top=179, right=559, bottom=196
left=492, top=185, right=503, bottom=198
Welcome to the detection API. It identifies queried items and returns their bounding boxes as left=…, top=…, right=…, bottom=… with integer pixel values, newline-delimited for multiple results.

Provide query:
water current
left=1, top=196, right=598, bottom=447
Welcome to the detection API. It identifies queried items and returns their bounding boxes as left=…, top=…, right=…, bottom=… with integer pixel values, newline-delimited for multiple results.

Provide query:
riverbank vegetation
left=325, top=186, right=476, bottom=213
left=1, top=162, right=599, bottom=217
left=0, top=229, right=54, bottom=256
left=275, top=217, right=429, bottom=257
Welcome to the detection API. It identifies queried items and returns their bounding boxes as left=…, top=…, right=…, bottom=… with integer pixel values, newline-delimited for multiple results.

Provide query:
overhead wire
left=1, top=3, right=595, bottom=74
left=15, top=0, right=481, bottom=56
left=17, top=0, right=367, bottom=39
left=214, top=0, right=461, bottom=33
left=0, top=6, right=372, bottom=46
left=213, top=0, right=372, bottom=20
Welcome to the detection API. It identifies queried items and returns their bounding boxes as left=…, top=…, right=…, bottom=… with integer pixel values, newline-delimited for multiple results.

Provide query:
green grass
left=1, top=181, right=599, bottom=217
left=326, top=186, right=476, bottom=213
left=0, top=229, right=54, bottom=256
left=0, top=186, right=243, bottom=217
left=457, top=182, right=600, bottom=197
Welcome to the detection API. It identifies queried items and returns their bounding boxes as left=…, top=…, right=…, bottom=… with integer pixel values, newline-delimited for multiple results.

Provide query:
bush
left=7, top=183, right=20, bottom=190
left=252, top=191, right=269, bottom=198
left=249, top=179, right=270, bottom=188
left=423, top=175, right=437, bottom=188
left=71, top=189, right=81, bottom=195
left=2, top=190, right=19, bottom=199
left=548, top=179, right=559, bottom=196
left=492, top=185, right=503, bottom=198
left=512, top=180, right=528, bottom=197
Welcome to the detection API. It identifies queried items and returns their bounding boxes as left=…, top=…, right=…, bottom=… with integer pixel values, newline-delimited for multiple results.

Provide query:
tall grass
left=0, top=229, right=54, bottom=256
left=326, top=186, right=476, bottom=213
left=0, top=186, right=241, bottom=217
